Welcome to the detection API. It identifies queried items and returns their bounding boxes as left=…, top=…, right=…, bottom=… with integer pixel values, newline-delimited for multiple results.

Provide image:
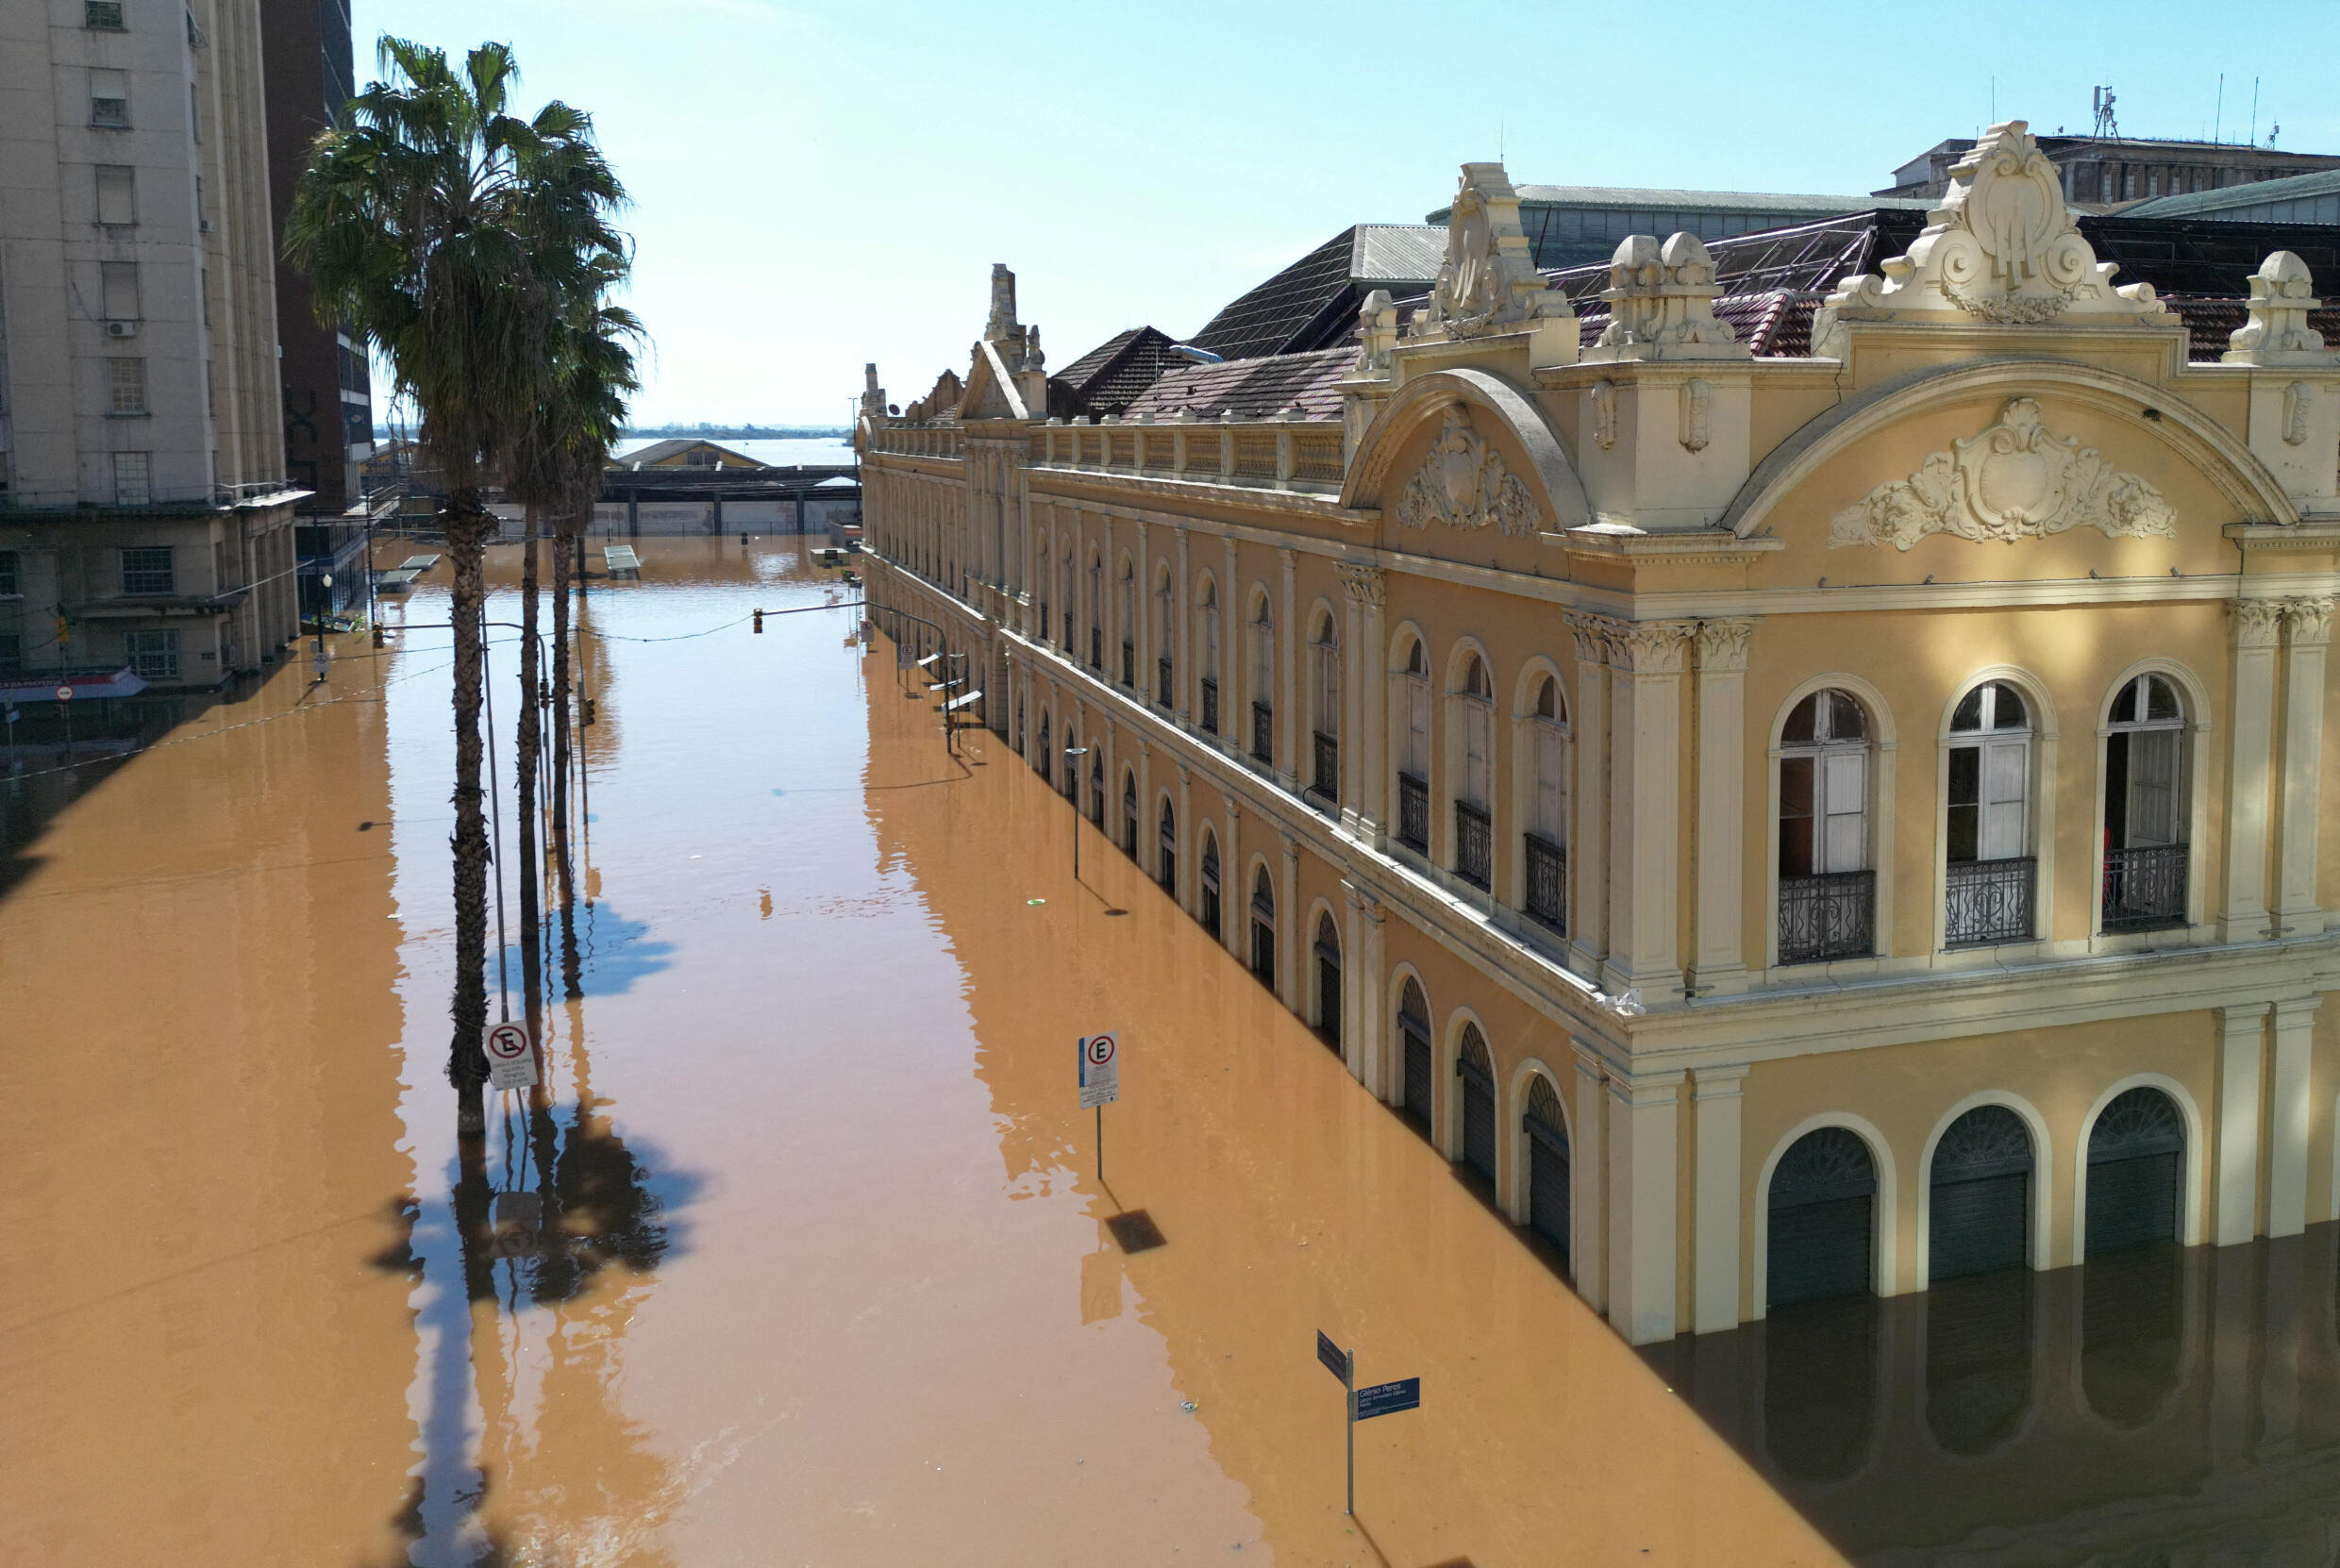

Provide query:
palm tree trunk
left=517, top=504, right=545, bottom=1086
left=446, top=494, right=493, bottom=1137
left=550, top=503, right=575, bottom=861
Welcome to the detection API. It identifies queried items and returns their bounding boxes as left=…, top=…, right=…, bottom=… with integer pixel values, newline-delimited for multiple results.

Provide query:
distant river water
left=614, top=435, right=854, bottom=467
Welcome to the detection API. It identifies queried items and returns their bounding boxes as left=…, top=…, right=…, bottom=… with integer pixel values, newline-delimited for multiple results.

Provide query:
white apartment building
left=0, top=0, right=301, bottom=692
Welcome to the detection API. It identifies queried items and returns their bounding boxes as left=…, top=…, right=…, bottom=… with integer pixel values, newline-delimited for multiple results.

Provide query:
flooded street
left=5, top=536, right=2336, bottom=1565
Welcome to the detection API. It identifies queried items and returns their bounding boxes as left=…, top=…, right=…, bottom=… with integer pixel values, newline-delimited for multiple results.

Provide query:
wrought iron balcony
left=1120, top=639, right=1133, bottom=687
left=1779, top=869, right=1875, bottom=964
left=1524, top=832, right=1566, bottom=930
left=1250, top=700, right=1273, bottom=764
left=1455, top=799, right=1492, bottom=890
left=1396, top=772, right=1429, bottom=852
left=1157, top=655, right=1173, bottom=708
left=1945, top=855, right=2035, bottom=947
left=1311, top=730, right=1338, bottom=803
left=1199, top=676, right=1219, bottom=735
left=2103, top=843, right=2189, bottom=932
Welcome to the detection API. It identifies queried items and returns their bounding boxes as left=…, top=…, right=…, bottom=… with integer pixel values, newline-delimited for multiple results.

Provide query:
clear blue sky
left=351, top=0, right=2340, bottom=427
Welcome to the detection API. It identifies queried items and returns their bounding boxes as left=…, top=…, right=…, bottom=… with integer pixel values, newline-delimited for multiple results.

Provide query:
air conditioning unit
left=105, top=320, right=137, bottom=338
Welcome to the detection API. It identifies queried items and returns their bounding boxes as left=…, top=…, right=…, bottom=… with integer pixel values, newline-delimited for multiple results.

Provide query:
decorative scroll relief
left=1830, top=399, right=2176, bottom=550
left=1392, top=406, right=1541, bottom=538
left=1411, top=161, right=1572, bottom=344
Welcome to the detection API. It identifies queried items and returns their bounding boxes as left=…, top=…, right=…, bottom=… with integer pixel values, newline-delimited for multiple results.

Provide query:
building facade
left=856, top=124, right=2340, bottom=1345
left=0, top=0, right=301, bottom=691
left=1881, top=131, right=2340, bottom=209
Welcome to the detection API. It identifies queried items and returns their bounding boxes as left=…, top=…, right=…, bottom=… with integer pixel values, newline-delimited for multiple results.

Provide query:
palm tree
left=287, top=38, right=628, bottom=1134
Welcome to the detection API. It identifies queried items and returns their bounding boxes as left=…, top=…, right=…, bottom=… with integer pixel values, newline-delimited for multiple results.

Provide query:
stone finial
left=861, top=363, right=887, bottom=419
left=2225, top=251, right=2332, bottom=364
left=1021, top=324, right=1045, bottom=375
left=984, top=263, right=1019, bottom=343
left=1817, top=120, right=2174, bottom=339
left=1358, top=288, right=1399, bottom=375
left=1587, top=232, right=1747, bottom=361
left=1409, top=161, right=1574, bottom=348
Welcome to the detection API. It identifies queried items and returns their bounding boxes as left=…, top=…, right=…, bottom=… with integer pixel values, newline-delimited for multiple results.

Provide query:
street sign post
left=1354, top=1377, right=1422, bottom=1420
left=1079, top=1031, right=1119, bottom=1180
left=1315, top=1330, right=1416, bottom=1515
left=482, top=1020, right=538, bottom=1091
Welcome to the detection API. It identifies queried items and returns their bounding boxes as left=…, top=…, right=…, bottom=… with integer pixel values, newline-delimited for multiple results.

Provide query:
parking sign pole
left=1346, top=1350, right=1356, bottom=1515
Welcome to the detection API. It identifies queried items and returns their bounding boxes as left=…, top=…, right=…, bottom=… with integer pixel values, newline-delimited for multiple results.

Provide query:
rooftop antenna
left=2215, top=73, right=2224, bottom=144
left=2250, top=76, right=2260, bottom=145
left=2093, top=86, right=2118, bottom=139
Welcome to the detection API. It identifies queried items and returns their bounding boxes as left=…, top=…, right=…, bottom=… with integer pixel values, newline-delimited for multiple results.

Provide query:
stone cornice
left=1028, top=465, right=1353, bottom=523
left=2225, top=521, right=2340, bottom=553
left=1561, top=524, right=1785, bottom=567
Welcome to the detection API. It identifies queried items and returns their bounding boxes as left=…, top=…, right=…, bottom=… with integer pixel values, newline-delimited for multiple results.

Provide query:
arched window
left=1059, top=545, right=1074, bottom=651
left=1397, top=978, right=1432, bottom=1132
left=1312, top=912, right=1341, bottom=1050
left=1248, top=597, right=1275, bottom=765
left=1088, top=752, right=1105, bottom=826
left=2103, top=674, right=2189, bottom=931
left=1925, top=1104, right=2037, bottom=1458
left=1036, top=534, right=1051, bottom=636
left=1120, top=769, right=1138, bottom=856
left=1117, top=560, right=1135, bottom=685
left=1037, top=712, right=1051, bottom=782
left=2085, top=1087, right=2183, bottom=1255
left=1087, top=551, right=1103, bottom=670
left=1396, top=641, right=1431, bottom=851
left=1525, top=675, right=1568, bottom=929
left=1779, top=689, right=1875, bottom=963
left=1198, top=579, right=1221, bottom=736
left=1310, top=613, right=1340, bottom=803
left=1929, top=1106, right=2032, bottom=1279
left=1153, top=563, right=1174, bottom=707
left=1454, top=1023, right=1496, bottom=1183
left=1768, top=1126, right=1877, bottom=1308
left=1523, top=1074, right=1570, bottom=1265
left=1946, top=680, right=2035, bottom=947
left=1157, top=798, right=1177, bottom=892
left=1454, top=654, right=1494, bottom=890
left=1249, top=865, right=1277, bottom=985
left=1198, top=828, right=1221, bottom=937
left=1014, top=694, right=1026, bottom=756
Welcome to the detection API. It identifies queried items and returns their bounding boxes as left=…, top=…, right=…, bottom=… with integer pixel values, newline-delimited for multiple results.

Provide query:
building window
left=109, top=357, right=146, bottom=415
left=95, top=165, right=136, bottom=226
left=1525, top=675, right=1568, bottom=929
left=111, top=451, right=151, bottom=506
left=0, top=634, right=21, bottom=674
left=1397, top=640, right=1430, bottom=851
left=101, top=260, right=140, bottom=322
left=1248, top=598, right=1274, bottom=765
left=86, top=1, right=125, bottom=29
left=1454, top=653, right=1493, bottom=888
left=1945, top=680, right=2034, bottom=946
left=91, top=70, right=129, bottom=128
left=2103, top=673, right=2190, bottom=930
left=1197, top=578, right=1219, bottom=735
left=0, top=550, right=17, bottom=596
left=1778, top=687, right=1875, bottom=963
left=125, top=628, right=180, bottom=679
left=1310, top=615, right=1339, bottom=802
left=120, top=545, right=174, bottom=594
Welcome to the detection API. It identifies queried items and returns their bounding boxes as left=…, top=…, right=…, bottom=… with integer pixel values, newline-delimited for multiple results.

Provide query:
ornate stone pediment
left=1409, top=162, right=1573, bottom=350
left=1830, top=398, right=2176, bottom=550
left=1819, top=121, right=2173, bottom=333
left=1392, top=406, right=1541, bottom=538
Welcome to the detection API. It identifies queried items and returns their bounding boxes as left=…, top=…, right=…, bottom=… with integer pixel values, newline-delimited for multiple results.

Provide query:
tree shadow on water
left=504, top=898, right=673, bottom=1002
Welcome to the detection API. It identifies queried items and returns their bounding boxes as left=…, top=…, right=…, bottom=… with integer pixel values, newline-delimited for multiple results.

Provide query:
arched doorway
left=1088, top=754, right=1104, bottom=825
left=1312, top=913, right=1341, bottom=1051
left=1768, top=1126, right=1877, bottom=1309
left=1199, top=830, right=1220, bottom=938
left=1397, top=979, right=1432, bottom=1133
left=2085, top=1086, right=2183, bottom=1256
left=1930, top=1105, right=2033, bottom=1280
left=1015, top=694, right=1025, bottom=755
left=1248, top=868, right=1277, bottom=985
left=1523, top=1074, right=1569, bottom=1266
left=1120, top=771, right=1138, bottom=856
left=1157, top=800, right=1177, bottom=892
left=1456, top=1024, right=1496, bottom=1185
left=1037, top=713, right=1051, bottom=783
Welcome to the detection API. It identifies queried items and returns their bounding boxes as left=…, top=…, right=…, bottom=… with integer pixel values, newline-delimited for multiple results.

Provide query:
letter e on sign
left=482, top=1021, right=539, bottom=1091
left=1078, top=1031, right=1120, bottom=1109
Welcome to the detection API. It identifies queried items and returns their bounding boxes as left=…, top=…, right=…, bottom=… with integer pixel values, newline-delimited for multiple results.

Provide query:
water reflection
left=1652, top=1228, right=2340, bottom=1563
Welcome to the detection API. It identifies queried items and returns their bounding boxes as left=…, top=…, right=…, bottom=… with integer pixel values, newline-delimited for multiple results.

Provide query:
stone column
left=2215, top=1003, right=2267, bottom=1245
left=2269, top=995, right=2323, bottom=1236
left=1692, top=622, right=1753, bottom=997
left=1279, top=830, right=1301, bottom=1011
left=1175, top=762, right=1195, bottom=915
left=1692, top=1063, right=1749, bottom=1333
left=1604, top=621, right=1695, bottom=999
left=1223, top=536, right=1241, bottom=752
left=1134, top=519, right=1151, bottom=687
left=2220, top=599, right=2283, bottom=942
left=1174, top=525, right=1192, bottom=723
left=1571, top=1043, right=1608, bottom=1314
left=1343, top=879, right=1384, bottom=1091
left=1341, top=563, right=1388, bottom=842
left=1607, top=1068, right=1682, bottom=1343
left=1222, top=792, right=1245, bottom=963
left=1278, top=547, right=1298, bottom=790
left=1564, top=613, right=1612, bottom=981
left=2277, top=598, right=2332, bottom=936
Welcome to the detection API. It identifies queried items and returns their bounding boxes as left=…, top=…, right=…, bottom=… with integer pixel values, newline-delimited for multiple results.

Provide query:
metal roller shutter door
left=1769, top=1194, right=1874, bottom=1308
left=1930, top=1172, right=2029, bottom=1280
left=1527, top=1118, right=1569, bottom=1260
left=1459, top=1057, right=1496, bottom=1183
left=2085, top=1152, right=2180, bottom=1255
left=1401, top=1023, right=1432, bottom=1131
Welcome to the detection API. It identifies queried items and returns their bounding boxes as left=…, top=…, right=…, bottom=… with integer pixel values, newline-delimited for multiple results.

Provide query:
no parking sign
left=1078, top=1031, right=1120, bottom=1109
left=483, top=1021, right=538, bottom=1091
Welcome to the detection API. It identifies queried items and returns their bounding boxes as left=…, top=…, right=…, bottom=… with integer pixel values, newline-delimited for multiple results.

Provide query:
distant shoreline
left=370, top=425, right=850, bottom=442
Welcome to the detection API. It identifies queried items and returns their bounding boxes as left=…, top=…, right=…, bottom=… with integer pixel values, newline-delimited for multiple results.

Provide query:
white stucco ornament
left=1393, top=406, right=1541, bottom=537
left=2224, top=251, right=2332, bottom=365
left=1411, top=162, right=1572, bottom=345
left=1820, top=121, right=2173, bottom=331
left=1830, top=398, right=2176, bottom=549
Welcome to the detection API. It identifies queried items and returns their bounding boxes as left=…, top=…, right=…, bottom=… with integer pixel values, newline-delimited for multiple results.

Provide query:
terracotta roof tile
left=1120, top=345, right=1358, bottom=423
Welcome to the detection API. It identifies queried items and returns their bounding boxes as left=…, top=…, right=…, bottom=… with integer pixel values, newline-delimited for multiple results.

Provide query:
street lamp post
left=1063, top=744, right=1089, bottom=880
left=312, top=574, right=333, bottom=682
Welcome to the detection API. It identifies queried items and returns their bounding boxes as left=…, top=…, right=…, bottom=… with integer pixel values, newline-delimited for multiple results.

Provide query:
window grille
left=111, top=451, right=150, bottom=506
left=109, top=357, right=146, bottom=415
left=0, top=634, right=21, bottom=673
left=86, top=1, right=125, bottom=28
left=1396, top=772, right=1429, bottom=852
left=0, top=551, right=17, bottom=597
left=1524, top=832, right=1565, bottom=929
left=120, top=544, right=173, bottom=594
left=1311, top=730, right=1338, bottom=803
left=1455, top=799, right=1491, bottom=889
left=125, top=627, right=179, bottom=678
left=1249, top=699, right=1272, bottom=765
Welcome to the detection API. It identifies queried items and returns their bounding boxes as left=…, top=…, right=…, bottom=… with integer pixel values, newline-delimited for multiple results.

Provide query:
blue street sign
left=1352, top=1377, right=1421, bottom=1421
left=1316, top=1330, right=1350, bottom=1386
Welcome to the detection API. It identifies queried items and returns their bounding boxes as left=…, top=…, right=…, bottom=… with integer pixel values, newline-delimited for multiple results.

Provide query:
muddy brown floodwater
left=0, top=536, right=1843, bottom=1565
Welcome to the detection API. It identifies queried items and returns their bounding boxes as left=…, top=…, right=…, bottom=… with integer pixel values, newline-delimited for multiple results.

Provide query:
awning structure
left=1, top=667, right=148, bottom=704
left=944, top=690, right=984, bottom=712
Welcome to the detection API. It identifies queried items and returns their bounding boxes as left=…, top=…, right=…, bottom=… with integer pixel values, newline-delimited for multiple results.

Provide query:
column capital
left=1691, top=1061, right=1752, bottom=1096
left=2282, top=596, right=2335, bottom=647
left=1343, top=879, right=1388, bottom=921
left=1278, top=829, right=1300, bottom=857
left=1563, top=609, right=1619, bottom=665
left=1336, top=561, right=1387, bottom=607
left=2231, top=597, right=2286, bottom=648
left=1279, top=545, right=1297, bottom=571
left=1693, top=619, right=1755, bottom=673
left=1612, top=620, right=1696, bottom=676
left=2275, top=993, right=2326, bottom=1025
left=1222, top=792, right=1243, bottom=819
left=1605, top=1068, right=1685, bottom=1108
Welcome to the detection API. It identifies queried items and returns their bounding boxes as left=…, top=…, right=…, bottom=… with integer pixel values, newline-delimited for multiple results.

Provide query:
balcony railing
left=1120, top=639, right=1134, bottom=687
left=1945, top=855, right=2035, bottom=947
left=1250, top=700, right=1273, bottom=764
left=1455, top=800, right=1492, bottom=889
left=1396, top=772, right=1429, bottom=852
left=1089, top=626, right=1102, bottom=670
left=1524, top=832, right=1566, bottom=930
left=1199, top=676, right=1219, bottom=736
left=1157, top=655, right=1173, bottom=708
left=1779, top=869, right=1875, bottom=964
left=2102, top=843, right=2189, bottom=932
left=1311, top=730, right=1338, bottom=803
